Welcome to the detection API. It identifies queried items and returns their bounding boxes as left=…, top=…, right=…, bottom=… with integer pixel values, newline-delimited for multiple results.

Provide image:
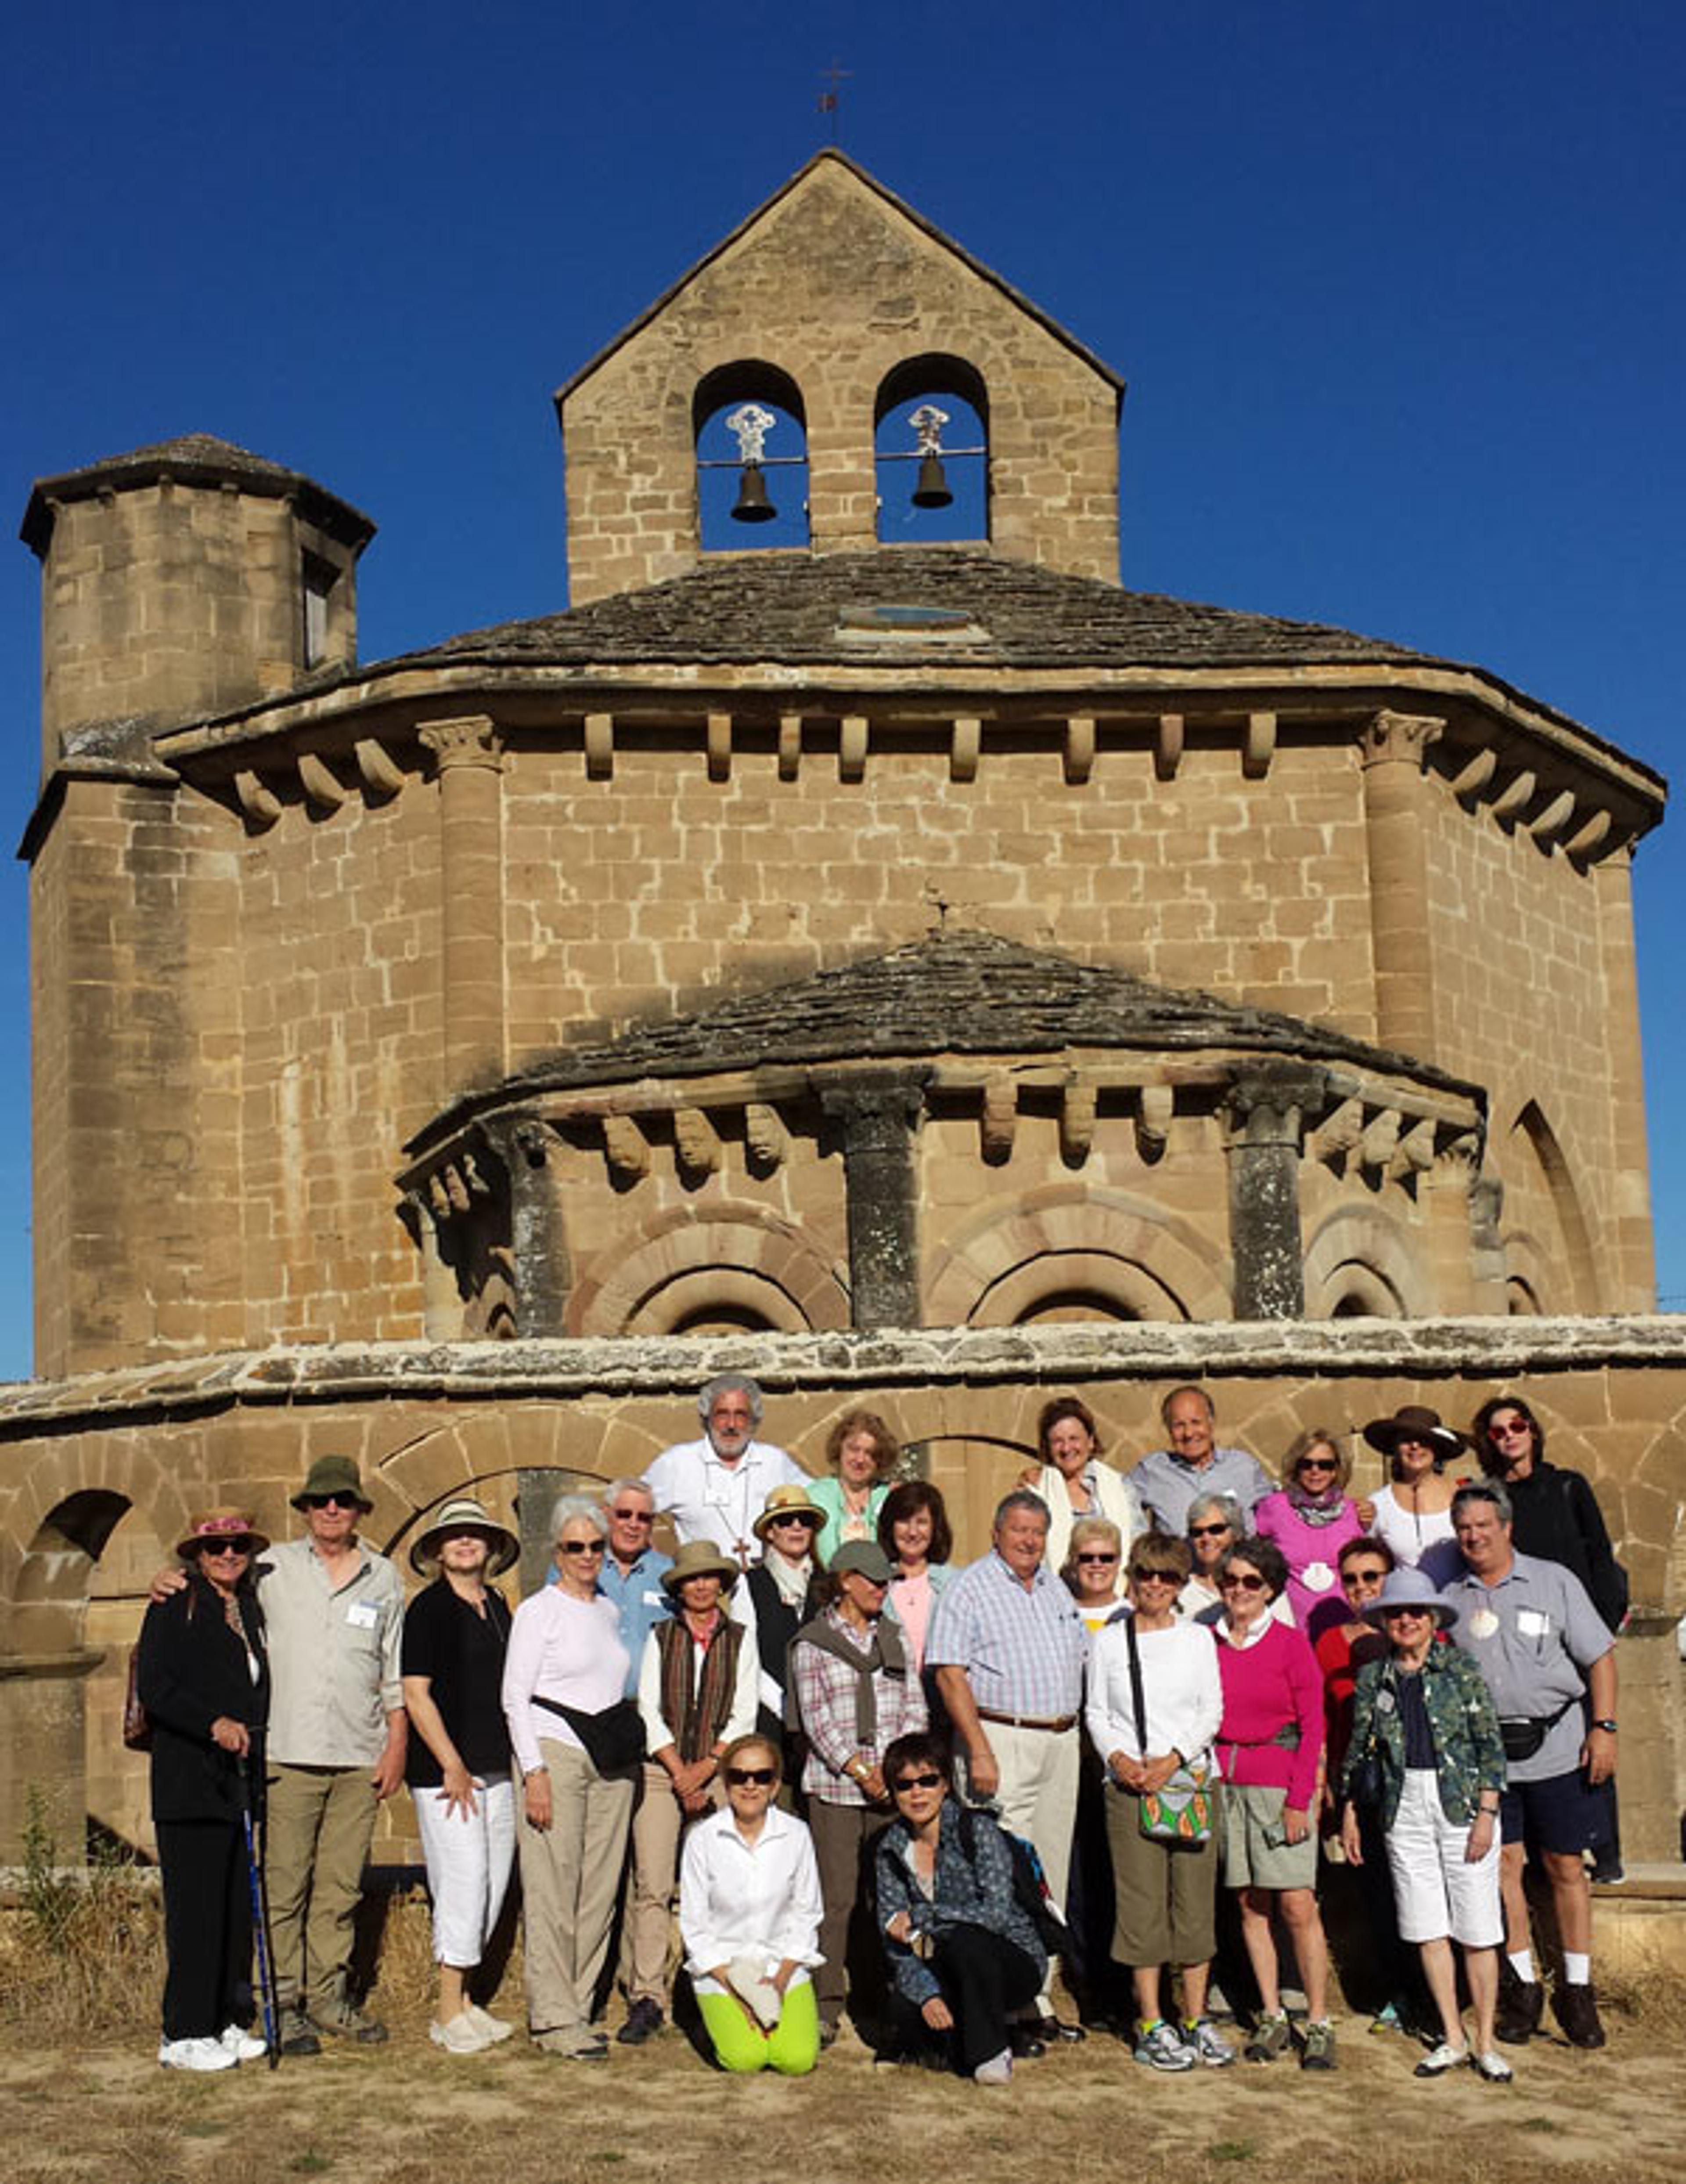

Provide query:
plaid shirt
left=791, top=1607, right=928, bottom=1806
left=925, top=1550, right=1088, bottom=1720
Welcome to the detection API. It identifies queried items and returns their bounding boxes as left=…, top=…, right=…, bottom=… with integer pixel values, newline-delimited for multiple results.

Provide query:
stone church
left=5, top=152, right=1681, bottom=1863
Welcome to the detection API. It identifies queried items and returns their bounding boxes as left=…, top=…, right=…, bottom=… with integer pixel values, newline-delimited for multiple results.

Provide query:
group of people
left=135, top=1375, right=1627, bottom=2090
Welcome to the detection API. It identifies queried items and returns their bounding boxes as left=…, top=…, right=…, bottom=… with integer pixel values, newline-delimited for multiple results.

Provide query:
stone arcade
left=4, top=152, right=1681, bottom=1870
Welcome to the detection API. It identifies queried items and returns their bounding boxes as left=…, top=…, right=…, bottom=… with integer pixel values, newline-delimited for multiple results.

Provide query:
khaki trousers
left=625, top=1756, right=721, bottom=2006
left=807, top=1799, right=888, bottom=2031
left=519, top=1738, right=635, bottom=2051
left=264, top=1762, right=379, bottom=2014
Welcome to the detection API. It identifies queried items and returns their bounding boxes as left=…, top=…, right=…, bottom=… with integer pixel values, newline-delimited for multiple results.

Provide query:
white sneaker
left=159, top=2035, right=239, bottom=2072
left=220, top=2024, right=268, bottom=2061
left=465, top=2003, right=515, bottom=2044
left=973, top=2047, right=1013, bottom=2085
left=1414, top=2041, right=1470, bottom=2077
left=430, top=2013, right=493, bottom=2054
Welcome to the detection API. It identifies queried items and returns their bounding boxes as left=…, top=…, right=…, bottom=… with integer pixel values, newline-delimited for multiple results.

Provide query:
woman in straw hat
left=137, top=1507, right=273, bottom=2072
left=1363, top=1406, right=1471, bottom=1574
left=402, top=1495, right=521, bottom=2054
left=1338, top=1565, right=1510, bottom=2081
left=741, top=1481, right=829, bottom=1755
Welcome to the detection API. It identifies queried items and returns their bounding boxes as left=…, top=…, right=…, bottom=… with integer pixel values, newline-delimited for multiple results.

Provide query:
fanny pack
left=533, top=1693, right=644, bottom=1773
left=1498, top=1697, right=1575, bottom=1763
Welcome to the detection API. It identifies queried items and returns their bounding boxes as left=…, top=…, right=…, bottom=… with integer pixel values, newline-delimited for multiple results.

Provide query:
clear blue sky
left=1, top=2, right=1681, bottom=1379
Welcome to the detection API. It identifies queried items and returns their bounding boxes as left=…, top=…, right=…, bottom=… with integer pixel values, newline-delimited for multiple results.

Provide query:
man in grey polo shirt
left=1442, top=1480, right=1616, bottom=2050
left=1128, top=1386, right=1273, bottom=1538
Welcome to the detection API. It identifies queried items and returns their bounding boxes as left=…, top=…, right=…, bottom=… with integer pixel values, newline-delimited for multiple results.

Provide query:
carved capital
left=819, top=1069, right=928, bottom=1148
left=1359, top=709, right=1443, bottom=770
left=420, top=714, right=504, bottom=773
left=1224, top=1065, right=1326, bottom=1148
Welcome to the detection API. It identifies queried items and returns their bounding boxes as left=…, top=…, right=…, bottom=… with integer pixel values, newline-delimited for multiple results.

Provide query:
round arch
left=569, top=1206, right=850, bottom=1339
left=1303, top=1205, right=1424, bottom=1320
left=924, top=1187, right=1230, bottom=1328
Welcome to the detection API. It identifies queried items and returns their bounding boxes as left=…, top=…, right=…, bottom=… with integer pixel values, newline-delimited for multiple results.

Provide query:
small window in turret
left=302, top=551, right=338, bottom=669
left=694, top=361, right=810, bottom=551
left=874, top=356, right=989, bottom=545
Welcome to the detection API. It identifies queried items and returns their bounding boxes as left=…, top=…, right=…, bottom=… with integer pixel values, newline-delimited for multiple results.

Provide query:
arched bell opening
left=873, top=353, right=989, bottom=544
left=694, top=360, right=810, bottom=549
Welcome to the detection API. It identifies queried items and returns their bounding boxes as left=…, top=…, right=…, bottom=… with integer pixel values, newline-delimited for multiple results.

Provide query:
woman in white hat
left=1338, top=1565, right=1510, bottom=2081
left=401, top=1496, right=521, bottom=2054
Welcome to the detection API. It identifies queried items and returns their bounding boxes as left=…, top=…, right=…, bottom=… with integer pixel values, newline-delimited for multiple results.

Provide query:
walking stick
left=238, top=1758, right=281, bottom=2068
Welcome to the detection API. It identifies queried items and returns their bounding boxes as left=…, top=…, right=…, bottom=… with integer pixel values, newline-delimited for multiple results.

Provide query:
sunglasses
left=1383, top=1604, right=1432, bottom=1621
left=558, top=1539, right=605, bottom=1556
left=200, top=1538, right=254, bottom=1556
left=302, top=1493, right=361, bottom=1512
left=1297, top=1457, right=1338, bottom=1473
left=610, top=1507, right=654, bottom=1522
left=768, top=1513, right=818, bottom=1529
left=1220, top=1572, right=1267, bottom=1593
left=1131, top=1569, right=1180, bottom=1587
left=1487, top=1421, right=1531, bottom=1440
left=1342, top=1567, right=1388, bottom=1588
left=893, top=1772, right=944, bottom=1793
left=1189, top=1522, right=1230, bottom=1539
left=1077, top=1551, right=1119, bottom=1565
left=725, top=1766, right=777, bottom=1787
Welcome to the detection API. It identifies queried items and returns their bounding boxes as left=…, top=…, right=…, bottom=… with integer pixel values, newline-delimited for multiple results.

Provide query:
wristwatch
left=1591, top=1718, right=1618, bottom=1733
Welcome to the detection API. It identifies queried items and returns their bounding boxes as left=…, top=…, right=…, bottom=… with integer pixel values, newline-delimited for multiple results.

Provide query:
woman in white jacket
left=1029, top=1396, right=1145, bottom=1571
left=679, top=1734, right=824, bottom=2073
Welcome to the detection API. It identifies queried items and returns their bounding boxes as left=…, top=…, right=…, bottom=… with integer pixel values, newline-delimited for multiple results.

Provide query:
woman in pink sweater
left=1212, top=1535, right=1335, bottom=2070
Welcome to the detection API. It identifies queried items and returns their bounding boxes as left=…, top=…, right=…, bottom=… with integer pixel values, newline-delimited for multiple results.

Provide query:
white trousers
left=412, top=1772, right=517, bottom=1967
left=1385, top=1768, right=1502, bottom=1947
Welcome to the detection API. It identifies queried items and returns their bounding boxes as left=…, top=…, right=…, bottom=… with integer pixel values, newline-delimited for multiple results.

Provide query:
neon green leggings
left=697, top=1978, right=820, bottom=2074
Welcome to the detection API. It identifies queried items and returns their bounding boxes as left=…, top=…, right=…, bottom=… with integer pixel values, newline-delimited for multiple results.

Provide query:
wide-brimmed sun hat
left=1362, top=1564, right=1459, bottom=1632
left=1362, top=1405, right=1468, bottom=1460
left=290, top=1454, right=373, bottom=1511
left=661, top=1539, right=741, bottom=1595
left=752, top=1482, right=828, bottom=1541
left=176, top=1507, right=270, bottom=1562
left=409, top=1496, right=519, bottom=1578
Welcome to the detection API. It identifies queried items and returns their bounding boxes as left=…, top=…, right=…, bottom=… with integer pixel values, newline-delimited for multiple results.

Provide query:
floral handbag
left=1125, top=1614, right=1214, bottom=1844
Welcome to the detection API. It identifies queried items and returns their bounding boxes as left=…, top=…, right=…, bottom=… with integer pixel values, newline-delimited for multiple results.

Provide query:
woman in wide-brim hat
left=401, top=1496, right=521, bottom=2054
left=137, top=1508, right=272, bottom=2071
left=743, top=1484, right=829, bottom=1759
left=1338, top=1566, right=1511, bottom=2082
left=1362, top=1407, right=1470, bottom=1574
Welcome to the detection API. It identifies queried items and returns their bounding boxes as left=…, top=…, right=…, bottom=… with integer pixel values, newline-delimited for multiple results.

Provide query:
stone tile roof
left=401, top=548, right=1431, bottom=674
left=497, top=929, right=1479, bottom=1099
left=21, top=433, right=375, bottom=554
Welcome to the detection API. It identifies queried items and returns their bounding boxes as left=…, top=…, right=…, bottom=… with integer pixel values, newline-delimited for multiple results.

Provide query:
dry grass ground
left=2, top=1888, right=1679, bottom=2184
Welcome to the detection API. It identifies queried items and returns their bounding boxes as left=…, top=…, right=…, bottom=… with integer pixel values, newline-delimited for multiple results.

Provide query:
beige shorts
left=1218, top=1781, right=1319, bottom=1892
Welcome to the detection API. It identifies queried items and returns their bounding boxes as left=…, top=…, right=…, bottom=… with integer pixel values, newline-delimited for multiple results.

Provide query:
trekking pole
left=238, top=1757, right=281, bottom=2068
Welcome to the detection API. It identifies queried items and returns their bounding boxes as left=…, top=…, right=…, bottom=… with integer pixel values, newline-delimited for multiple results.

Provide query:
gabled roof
left=21, top=433, right=375, bottom=556
left=399, top=547, right=1428, bottom=674
left=554, top=148, right=1125, bottom=410
left=492, top=928, right=1480, bottom=1101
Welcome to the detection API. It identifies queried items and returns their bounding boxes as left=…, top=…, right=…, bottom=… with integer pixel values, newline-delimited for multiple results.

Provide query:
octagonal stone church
left=7, top=152, right=1681, bottom=1861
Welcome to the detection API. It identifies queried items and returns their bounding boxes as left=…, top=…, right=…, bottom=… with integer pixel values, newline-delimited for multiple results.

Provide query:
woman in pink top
left=1253, top=1429, right=1365, bottom=1638
left=876, top=1480, right=955, bottom=1675
left=1212, top=1534, right=1335, bottom=2070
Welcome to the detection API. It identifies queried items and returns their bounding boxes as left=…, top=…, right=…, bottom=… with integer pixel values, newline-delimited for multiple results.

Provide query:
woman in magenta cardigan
left=1212, top=1534, right=1336, bottom=2070
left=1251, top=1428, right=1365, bottom=1639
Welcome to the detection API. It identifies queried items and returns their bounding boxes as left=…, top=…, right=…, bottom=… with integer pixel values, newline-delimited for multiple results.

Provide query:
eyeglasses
left=725, top=1766, right=777, bottom=1787
left=302, top=1493, right=360, bottom=1512
left=893, top=1772, right=944, bottom=1793
left=609, top=1507, right=654, bottom=1523
left=558, top=1539, right=605, bottom=1556
left=201, top=1538, right=254, bottom=1557
left=1077, top=1551, right=1119, bottom=1565
left=1219, top=1573, right=1267, bottom=1593
left=1131, top=1569, right=1180, bottom=1587
left=1189, top=1522, right=1230, bottom=1539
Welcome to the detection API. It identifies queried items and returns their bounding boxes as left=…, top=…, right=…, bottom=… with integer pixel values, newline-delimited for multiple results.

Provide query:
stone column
left=1360, top=710, right=1443, bottom=1061
left=1594, top=847, right=1657, bottom=1309
left=482, top=1113, right=569, bottom=1339
left=420, top=715, right=506, bottom=1095
left=1224, top=1065, right=1324, bottom=1319
left=821, top=1071, right=928, bottom=1331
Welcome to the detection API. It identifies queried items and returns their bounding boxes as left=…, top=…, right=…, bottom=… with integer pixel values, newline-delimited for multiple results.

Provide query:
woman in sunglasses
left=1253, top=1430, right=1367, bottom=1637
left=1059, top=1516, right=1130, bottom=2029
left=502, top=1496, right=638, bottom=2060
left=678, top=1734, right=823, bottom=2073
left=1338, top=1566, right=1509, bottom=2081
left=875, top=1733, right=1048, bottom=2085
left=1212, top=1536, right=1335, bottom=2069
left=137, top=1508, right=272, bottom=2071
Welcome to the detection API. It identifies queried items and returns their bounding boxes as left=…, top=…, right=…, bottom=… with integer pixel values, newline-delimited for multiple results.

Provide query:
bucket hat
left=1362, top=1563, right=1459, bottom=1632
left=291, top=1454, right=373, bottom=1511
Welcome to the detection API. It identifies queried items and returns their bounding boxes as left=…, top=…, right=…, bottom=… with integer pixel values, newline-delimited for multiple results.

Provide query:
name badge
left=1516, top=1609, right=1553, bottom=1639
left=347, top=1601, right=380, bottom=1630
left=1375, top=1686, right=1397, bottom=1715
left=642, top=1590, right=666, bottom=1608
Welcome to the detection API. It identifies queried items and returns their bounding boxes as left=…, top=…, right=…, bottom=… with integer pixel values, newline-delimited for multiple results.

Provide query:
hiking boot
left=616, top=1996, right=664, bottom=2046
left=314, top=1996, right=388, bottom=2044
left=1495, top=1977, right=1544, bottom=2045
left=1299, top=2019, right=1337, bottom=2071
left=1182, top=2017, right=1236, bottom=2068
left=1243, top=2010, right=1292, bottom=2063
left=1133, top=2020, right=1196, bottom=2072
left=279, top=2007, right=321, bottom=2058
left=1554, top=1982, right=1606, bottom=2050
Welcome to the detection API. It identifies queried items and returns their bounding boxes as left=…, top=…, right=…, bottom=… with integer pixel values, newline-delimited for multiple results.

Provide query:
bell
left=731, top=463, right=776, bottom=523
left=911, top=452, right=953, bottom=509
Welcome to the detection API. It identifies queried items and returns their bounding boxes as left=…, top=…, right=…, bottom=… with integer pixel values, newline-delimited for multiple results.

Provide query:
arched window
left=694, top=361, right=809, bottom=551
left=874, top=354, right=989, bottom=545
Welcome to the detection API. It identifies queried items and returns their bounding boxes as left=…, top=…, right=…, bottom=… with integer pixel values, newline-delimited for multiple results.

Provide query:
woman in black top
left=743, top=1483, right=829, bottom=1775
left=401, top=1495, right=520, bottom=2054
left=137, top=1507, right=272, bottom=2072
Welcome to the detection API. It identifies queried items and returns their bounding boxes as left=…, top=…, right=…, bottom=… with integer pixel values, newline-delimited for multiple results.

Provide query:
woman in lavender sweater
left=1211, top=1535, right=1335, bottom=2070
